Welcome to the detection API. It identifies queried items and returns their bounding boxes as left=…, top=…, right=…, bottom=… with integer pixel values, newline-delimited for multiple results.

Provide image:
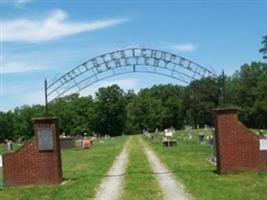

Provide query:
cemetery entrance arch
left=45, top=48, right=218, bottom=112
left=4, top=48, right=267, bottom=188
left=45, top=48, right=267, bottom=174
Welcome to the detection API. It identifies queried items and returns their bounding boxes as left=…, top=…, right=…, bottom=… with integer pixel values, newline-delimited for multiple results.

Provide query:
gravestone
left=211, top=128, right=216, bottom=162
left=6, top=140, right=13, bottom=151
left=198, top=132, right=205, bottom=144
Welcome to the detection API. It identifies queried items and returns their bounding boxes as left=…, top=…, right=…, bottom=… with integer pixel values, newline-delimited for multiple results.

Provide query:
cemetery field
left=0, top=144, right=5, bottom=154
left=0, top=136, right=127, bottom=200
left=1, top=129, right=267, bottom=200
left=144, top=129, right=267, bottom=200
left=0, top=143, right=20, bottom=154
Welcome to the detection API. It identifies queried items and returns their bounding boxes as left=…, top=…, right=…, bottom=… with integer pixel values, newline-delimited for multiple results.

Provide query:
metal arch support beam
left=45, top=48, right=218, bottom=105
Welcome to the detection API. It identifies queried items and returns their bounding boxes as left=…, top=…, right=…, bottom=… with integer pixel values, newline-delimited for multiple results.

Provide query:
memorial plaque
left=259, top=139, right=267, bottom=151
left=37, top=128, right=53, bottom=151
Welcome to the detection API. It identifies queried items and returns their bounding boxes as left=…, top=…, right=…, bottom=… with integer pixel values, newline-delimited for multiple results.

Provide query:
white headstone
left=0, top=155, right=2, bottom=167
left=165, top=131, right=173, bottom=137
left=259, top=139, right=267, bottom=151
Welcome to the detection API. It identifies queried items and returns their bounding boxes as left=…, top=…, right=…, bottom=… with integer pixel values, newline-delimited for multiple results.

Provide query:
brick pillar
left=33, top=117, right=63, bottom=184
left=3, top=117, right=63, bottom=186
left=214, top=108, right=267, bottom=174
left=214, top=108, right=238, bottom=174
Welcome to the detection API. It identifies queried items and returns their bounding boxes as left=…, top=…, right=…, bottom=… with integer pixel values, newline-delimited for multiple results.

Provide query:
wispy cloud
left=16, top=0, right=33, bottom=5
left=170, top=43, right=197, bottom=52
left=1, top=61, right=43, bottom=74
left=2, top=9, right=129, bottom=43
left=0, top=78, right=139, bottom=111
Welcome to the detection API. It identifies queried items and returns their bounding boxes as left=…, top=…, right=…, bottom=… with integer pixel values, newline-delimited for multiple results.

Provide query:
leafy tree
left=12, top=105, right=44, bottom=140
left=230, top=62, right=267, bottom=128
left=259, top=35, right=267, bottom=59
left=0, top=111, right=14, bottom=142
left=49, top=93, right=95, bottom=136
left=183, top=77, right=220, bottom=127
left=126, top=90, right=163, bottom=133
left=126, top=84, right=184, bottom=132
left=94, top=85, right=126, bottom=136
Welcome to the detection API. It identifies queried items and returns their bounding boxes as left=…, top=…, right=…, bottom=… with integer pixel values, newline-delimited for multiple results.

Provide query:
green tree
left=230, top=62, right=267, bottom=128
left=94, top=85, right=126, bottom=136
left=49, top=93, right=95, bottom=136
left=12, top=105, right=44, bottom=140
left=126, top=90, right=163, bottom=133
left=0, top=111, right=14, bottom=142
left=259, top=35, right=267, bottom=59
left=183, top=77, right=221, bottom=127
left=126, top=84, right=184, bottom=133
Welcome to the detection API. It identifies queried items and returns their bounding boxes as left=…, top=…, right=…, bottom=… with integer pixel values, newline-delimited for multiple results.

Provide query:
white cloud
left=16, top=0, right=33, bottom=5
left=0, top=78, right=139, bottom=111
left=1, top=61, right=43, bottom=74
left=2, top=9, right=129, bottom=43
left=170, top=43, right=197, bottom=52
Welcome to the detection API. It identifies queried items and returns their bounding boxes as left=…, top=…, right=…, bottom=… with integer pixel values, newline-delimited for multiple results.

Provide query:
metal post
left=44, top=79, right=48, bottom=115
left=0, top=154, right=2, bottom=188
left=221, top=70, right=225, bottom=106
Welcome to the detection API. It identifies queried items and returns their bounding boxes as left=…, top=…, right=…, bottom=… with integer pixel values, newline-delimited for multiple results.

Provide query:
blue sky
left=1, top=0, right=267, bottom=111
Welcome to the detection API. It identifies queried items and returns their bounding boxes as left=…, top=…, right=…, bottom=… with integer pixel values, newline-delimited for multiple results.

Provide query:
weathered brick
left=2, top=117, right=63, bottom=186
left=215, top=108, right=267, bottom=174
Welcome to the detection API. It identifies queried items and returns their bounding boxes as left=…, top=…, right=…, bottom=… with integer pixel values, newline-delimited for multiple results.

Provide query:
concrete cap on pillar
left=32, top=116, right=59, bottom=124
left=214, top=107, right=238, bottom=115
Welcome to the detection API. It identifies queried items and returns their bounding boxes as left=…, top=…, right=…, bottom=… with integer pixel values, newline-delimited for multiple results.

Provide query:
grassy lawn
left=250, top=128, right=267, bottom=136
left=0, top=144, right=5, bottom=154
left=0, top=143, right=20, bottom=154
left=0, top=136, right=127, bottom=200
left=120, top=136, right=163, bottom=200
left=144, top=129, right=267, bottom=200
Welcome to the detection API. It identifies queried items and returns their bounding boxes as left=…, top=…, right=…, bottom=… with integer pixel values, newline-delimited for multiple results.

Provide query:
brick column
left=3, top=117, right=63, bottom=186
left=214, top=108, right=238, bottom=174
left=214, top=108, right=267, bottom=174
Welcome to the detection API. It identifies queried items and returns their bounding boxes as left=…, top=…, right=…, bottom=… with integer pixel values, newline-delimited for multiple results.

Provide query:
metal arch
left=44, top=48, right=218, bottom=112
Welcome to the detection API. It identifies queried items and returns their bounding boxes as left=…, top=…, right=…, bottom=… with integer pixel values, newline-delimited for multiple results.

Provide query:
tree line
left=1, top=35, right=266, bottom=141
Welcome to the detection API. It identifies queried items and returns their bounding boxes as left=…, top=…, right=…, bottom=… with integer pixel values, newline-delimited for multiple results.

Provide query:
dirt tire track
left=142, top=138, right=191, bottom=200
left=94, top=138, right=130, bottom=200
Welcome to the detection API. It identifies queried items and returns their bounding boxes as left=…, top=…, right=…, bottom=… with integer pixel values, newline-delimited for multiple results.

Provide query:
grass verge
left=120, top=135, right=163, bottom=200
left=145, top=129, right=267, bottom=200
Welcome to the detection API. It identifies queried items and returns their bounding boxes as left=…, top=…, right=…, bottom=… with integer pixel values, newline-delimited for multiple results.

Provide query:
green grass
left=0, top=143, right=20, bottom=154
left=250, top=128, right=267, bottom=136
left=144, top=129, right=267, bottom=200
left=1, top=130, right=267, bottom=200
left=0, top=136, right=127, bottom=200
left=120, top=136, right=163, bottom=200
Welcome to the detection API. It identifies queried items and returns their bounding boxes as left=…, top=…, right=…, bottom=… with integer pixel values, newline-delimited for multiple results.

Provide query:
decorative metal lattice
left=45, top=48, right=218, bottom=110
